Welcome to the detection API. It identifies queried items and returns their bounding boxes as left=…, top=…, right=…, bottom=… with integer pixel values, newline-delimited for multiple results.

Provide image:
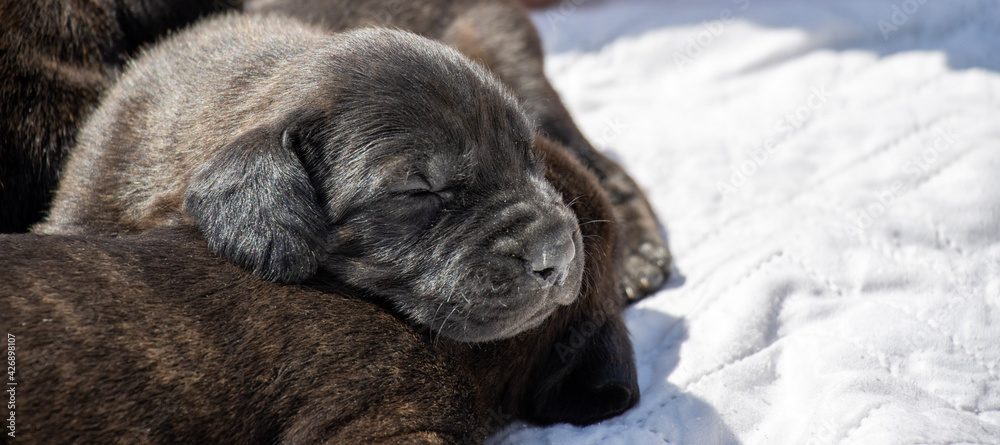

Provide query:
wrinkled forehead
left=311, top=29, right=542, bottom=193
left=334, top=77, right=537, bottom=181
left=358, top=112, right=538, bottom=190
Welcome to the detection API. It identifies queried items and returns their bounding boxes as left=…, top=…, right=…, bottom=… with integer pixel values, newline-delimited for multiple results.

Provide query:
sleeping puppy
left=2, top=135, right=635, bottom=443
left=37, top=14, right=584, bottom=343
left=245, top=0, right=674, bottom=300
left=3, top=0, right=670, bottom=301
left=0, top=0, right=232, bottom=233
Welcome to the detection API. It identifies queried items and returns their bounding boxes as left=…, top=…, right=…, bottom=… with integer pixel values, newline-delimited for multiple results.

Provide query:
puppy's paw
left=596, top=156, right=672, bottom=302
left=623, top=240, right=671, bottom=301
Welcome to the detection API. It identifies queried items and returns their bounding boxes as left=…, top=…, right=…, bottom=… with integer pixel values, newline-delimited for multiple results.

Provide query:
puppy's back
left=1, top=228, right=481, bottom=443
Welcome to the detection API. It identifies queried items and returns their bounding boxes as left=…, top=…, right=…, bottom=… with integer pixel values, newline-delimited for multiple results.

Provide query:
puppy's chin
left=437, top=298, right=559, bottom=343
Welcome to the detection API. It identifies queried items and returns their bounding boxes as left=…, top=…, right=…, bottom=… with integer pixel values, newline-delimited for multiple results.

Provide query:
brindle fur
left=0, top=0, right=233, bottom=233
left=1, top=136, right=634, bottom=444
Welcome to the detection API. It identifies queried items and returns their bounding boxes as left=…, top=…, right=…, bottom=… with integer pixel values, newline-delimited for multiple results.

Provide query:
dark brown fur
left=1, top=136, right=631, bottom=444
left=0, top=0, right=235, bottom=233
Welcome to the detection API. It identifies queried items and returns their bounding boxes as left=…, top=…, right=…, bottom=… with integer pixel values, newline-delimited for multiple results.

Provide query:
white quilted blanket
left=492, top=0, right=1000, bottom=443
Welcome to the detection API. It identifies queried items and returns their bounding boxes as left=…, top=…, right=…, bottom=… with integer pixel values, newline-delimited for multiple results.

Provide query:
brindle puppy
left=38, top=15, right=584, bottom=343
left=2, top=135, right=634, bottom=443
left=0, top=0, right=231, bottom=233
left=245, top=0, right=673, bottom=300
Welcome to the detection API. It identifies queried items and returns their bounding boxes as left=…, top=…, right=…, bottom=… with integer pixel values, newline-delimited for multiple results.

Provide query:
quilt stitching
left=503, top=1, right=1000, bottom=442
left=873, top=299, right=1000, bottom=382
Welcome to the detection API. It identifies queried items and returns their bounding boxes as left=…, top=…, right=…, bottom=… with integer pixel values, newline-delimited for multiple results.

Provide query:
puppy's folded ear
left=184, top=124, right=327, bottom=283
left=526, top=316, right=640, bottom=426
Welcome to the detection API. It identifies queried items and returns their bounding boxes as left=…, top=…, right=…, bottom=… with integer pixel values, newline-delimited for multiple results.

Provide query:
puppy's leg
left=593, top=152, right=672, bottom=300
left=441, top=0, right=672, bottom=301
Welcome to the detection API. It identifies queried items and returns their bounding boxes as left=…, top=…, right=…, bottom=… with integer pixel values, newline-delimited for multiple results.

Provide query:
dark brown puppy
left=38, top=15, right=585, bottom=344
left=0, top=0, right=233, bottom=233
left=245, top=0, right=673, bottom=300
left=2, top=135, right=633, bottom=443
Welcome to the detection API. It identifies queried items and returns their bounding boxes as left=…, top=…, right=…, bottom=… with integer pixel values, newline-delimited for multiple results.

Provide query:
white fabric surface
left=491, top=0, right=1000, bottom=443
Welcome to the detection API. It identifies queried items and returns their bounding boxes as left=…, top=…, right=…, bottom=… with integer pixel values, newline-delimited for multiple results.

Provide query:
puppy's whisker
left=431, top=299, right=449, bottom=330
left=435, top=306, right=459, bottom=345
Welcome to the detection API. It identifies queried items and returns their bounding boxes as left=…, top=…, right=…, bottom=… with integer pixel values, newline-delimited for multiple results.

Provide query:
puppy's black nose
left=525, top=235, right=575, bottom=288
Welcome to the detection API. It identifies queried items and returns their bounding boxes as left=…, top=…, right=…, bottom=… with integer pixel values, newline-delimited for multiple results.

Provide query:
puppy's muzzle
left=524, top=228, right=575, bottom=289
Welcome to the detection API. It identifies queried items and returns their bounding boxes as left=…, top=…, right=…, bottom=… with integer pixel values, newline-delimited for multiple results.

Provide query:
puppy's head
left=185, top=28, right=583, bottom=342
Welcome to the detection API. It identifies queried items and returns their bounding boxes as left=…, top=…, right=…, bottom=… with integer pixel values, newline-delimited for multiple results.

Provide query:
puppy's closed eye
left=390, top=177, right=453, bottom=220
left=184, top=124, right=327, bottom=284
left=407, top=190, right=446, bottom=207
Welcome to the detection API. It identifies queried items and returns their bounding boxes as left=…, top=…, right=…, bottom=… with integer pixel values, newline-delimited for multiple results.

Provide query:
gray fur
left=37, top=14, right=584, bottom=343
left=245, top=0, right=674, bottom=301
